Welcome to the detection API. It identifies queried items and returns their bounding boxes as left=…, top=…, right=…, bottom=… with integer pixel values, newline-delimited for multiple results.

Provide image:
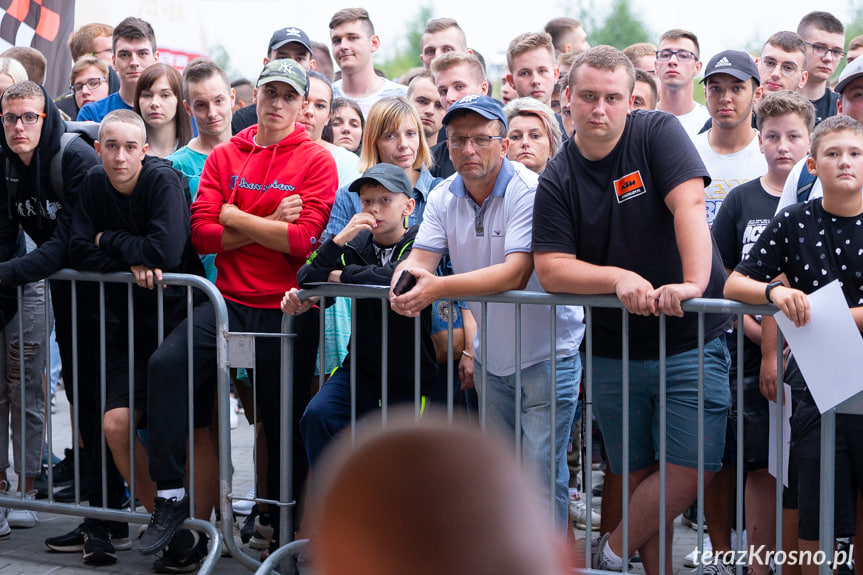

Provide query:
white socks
left=157, top=487, right=186, bottom=501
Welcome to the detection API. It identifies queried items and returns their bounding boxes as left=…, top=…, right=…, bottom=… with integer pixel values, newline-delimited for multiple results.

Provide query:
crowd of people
left=0, top=6, right=858, bottom=575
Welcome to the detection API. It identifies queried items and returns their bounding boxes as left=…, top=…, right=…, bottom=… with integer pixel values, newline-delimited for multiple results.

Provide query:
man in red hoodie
left=142, top=58, right=337, bottom=557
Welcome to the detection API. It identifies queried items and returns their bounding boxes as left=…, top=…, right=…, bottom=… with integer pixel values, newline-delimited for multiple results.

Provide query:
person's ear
left=806, top=155, right=817, bottom=176
left=141, top=142, right=149, bottom=157
left=183, top=100, right=191, bottom=115
left=94, top=140, right=102, bottom=157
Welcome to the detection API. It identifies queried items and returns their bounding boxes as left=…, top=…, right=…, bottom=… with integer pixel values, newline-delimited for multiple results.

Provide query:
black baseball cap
left=268, top=27, right=312, bottom=54
left=701, top=50, right=760, bottom=85
left=349, top=163, right=413, bottom=196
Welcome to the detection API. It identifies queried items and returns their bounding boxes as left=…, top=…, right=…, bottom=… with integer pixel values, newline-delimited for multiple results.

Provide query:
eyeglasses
left=0, top=112, right=45, bottom=126
left=655, top=49, right=697, bottom=62
left=449, top=135, right=503, bottom=149
left=759, top=58, right=801, bottom=77
left=89, top=48, right=113, bottom=58
left=805, top=41, right=846, bottom=60
left=71, top=78, right=106, bottom=93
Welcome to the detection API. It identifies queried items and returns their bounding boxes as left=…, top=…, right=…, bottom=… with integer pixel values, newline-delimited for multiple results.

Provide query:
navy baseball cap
left=268, top=27, right=312, bottom=54
left=349, top=163, right=413, bottom=196
left=701, top=50, right=760, bottom=85
left=442, top=95, right=507, bottom=129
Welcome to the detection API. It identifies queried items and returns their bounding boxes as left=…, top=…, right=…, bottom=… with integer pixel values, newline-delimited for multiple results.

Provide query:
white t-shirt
left=777, top=156, right=822, bottom=214
left=415, top=159, right=584, bottom=376
left=675, top=103, right=711, bottom=140
left=694, top=129, right=767, bottom=225
left=333, top=78, right=408, bottom=116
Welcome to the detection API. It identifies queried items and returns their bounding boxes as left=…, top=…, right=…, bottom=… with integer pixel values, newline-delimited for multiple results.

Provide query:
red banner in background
left=0, top=0, right=74, bottom=98
left=158, top=47, right=208, bottom=73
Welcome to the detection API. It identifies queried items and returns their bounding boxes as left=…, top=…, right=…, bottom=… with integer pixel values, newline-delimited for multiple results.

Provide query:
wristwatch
left=765, top=280, right=783, bottom=303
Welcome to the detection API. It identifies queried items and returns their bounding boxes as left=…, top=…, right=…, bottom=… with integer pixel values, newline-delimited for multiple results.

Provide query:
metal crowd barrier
left=0, top=273, right=842, bottom=575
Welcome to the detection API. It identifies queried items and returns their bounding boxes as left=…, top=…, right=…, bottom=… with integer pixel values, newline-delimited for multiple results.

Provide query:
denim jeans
left=476, top=354, right=580, bottom=526
left=0, top=279, right=49, bottom=477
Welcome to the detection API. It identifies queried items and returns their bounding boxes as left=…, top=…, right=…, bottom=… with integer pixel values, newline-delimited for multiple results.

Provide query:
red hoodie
left=191, top=123, right=337, bottom=308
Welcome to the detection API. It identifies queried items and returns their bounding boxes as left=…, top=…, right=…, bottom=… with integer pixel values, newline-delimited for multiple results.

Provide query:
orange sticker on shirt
left=614, top=171, right=646, bottom=203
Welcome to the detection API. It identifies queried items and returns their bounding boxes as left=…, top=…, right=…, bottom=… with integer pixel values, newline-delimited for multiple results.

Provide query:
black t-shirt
left=735, top=198, right=863, bottom=438
left=231, top=105, right=258, bottom=135
left=712, top=178, right=780, bottom=376
left=811, top=87, right=839, bottom=126
left=735, top=198, right=863, bottom=304
left=534, top=109, right=731, bottom=359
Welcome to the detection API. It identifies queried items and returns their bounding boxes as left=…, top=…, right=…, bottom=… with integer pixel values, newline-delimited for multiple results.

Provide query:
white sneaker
left=7, top=489, right=38, bottom=528
left=232, top=486, right=255, bottom=516
left=569, top=495, right=601, bottom=531
left=229, top=396, right=239, bottom=429
left=0, top=480, right=10, bottom=539
left=683, top=535, right=712, bottom=567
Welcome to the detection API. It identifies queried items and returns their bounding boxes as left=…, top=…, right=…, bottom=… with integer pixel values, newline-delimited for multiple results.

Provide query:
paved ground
left=0, top=391, right=709, bottom=575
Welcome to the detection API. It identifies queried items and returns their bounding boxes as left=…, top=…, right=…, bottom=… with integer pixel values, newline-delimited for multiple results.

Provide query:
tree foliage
left=377, top=5, right=433, bottom=80
left=579, top=0, right=651, bottom=49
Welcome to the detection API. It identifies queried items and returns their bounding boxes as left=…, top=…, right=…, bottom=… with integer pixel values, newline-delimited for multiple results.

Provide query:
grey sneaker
left=0, top=480, right=9, bottom=539
left=139, top=496, right=189, bottom=555
left=701, top=558, right=735, bottom=575
left=592, top=532, right=623, bottom=572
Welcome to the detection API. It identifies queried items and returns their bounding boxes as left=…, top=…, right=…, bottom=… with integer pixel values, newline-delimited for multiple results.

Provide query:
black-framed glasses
left=449, top=135, right=503, bottom=149
left=656, top=49, right=697, bottom=62
left=71, top=78, right=106, bottom=93
left=805, top=41, right=846, bottom=59
left=0, top=112, right=45, bottom=126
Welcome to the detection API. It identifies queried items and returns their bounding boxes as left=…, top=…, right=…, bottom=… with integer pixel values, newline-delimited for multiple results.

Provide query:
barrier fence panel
left=0, top=274, right=843, bottom=575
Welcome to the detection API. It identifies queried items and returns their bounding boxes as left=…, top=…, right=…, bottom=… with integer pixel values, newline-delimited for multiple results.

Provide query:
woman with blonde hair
left=503, top=97, right=562, bottom=173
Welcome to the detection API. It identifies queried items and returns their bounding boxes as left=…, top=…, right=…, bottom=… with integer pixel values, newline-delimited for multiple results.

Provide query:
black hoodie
left=70, top=155, right=204, bottom=277
left=297, top=225, right=437, bottom=396
left=0, top=84, right=100, bottom=285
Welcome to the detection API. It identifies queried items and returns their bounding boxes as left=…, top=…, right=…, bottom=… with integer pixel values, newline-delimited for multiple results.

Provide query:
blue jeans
left=477, top=355, right=580, bottom=526
left=592, top=337, right=730, bottom=474
left=0, top=279, right=48, bottom=477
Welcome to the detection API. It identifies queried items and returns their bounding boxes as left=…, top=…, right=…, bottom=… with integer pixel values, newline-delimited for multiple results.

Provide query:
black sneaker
left=33, top=469, right=50, bottom=499
left=51, top=448, right=76, bottom=487
left=105, top=520, right=133, bottom=551
left=139, top=496, right=189, bottom=555
left=54, top=484, right=87, bottom=503
left=83, top=521, right=118, bottom=565
left=239, top=505, right=258, bottom=544
left=45, top=522, right=86, bottom=552
left=152, top=530, right=209, bottom=573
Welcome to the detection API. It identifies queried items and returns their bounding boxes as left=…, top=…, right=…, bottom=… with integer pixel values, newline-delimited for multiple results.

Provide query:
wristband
left=462, top=350, right=473, bottom=360
left=765, top=280, right=783, bottom=303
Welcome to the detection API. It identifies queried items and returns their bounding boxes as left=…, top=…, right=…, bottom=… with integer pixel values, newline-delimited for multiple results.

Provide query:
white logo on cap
left=285, top=27, right=301, bottom=37
left=279, top=61, right=295, bottom=74
left=714, top=56, right=732, bottom=68
left=461, top=94, right=481, bottom=103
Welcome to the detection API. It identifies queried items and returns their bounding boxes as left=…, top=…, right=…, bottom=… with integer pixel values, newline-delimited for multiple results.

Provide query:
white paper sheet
left=768, top=383, right=792, bottom=487
left=774, top=280, right=863, bottom=413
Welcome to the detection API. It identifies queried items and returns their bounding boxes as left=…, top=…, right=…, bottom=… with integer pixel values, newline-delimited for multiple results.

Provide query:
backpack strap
left=49, top=132, right=80, bottom=201
left=796, top=160, right=817, bottom=204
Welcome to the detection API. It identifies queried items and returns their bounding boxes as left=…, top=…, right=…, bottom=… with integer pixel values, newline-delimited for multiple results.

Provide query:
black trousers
left=51, top=279, right=126, bottom=509
left=147, top=298, right=318, bottom=531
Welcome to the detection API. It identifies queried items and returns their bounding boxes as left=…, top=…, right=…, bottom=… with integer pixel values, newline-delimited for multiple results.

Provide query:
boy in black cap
left=282, top=163, right=437, bottom=468
left=231, top=26, right=317, bottom=133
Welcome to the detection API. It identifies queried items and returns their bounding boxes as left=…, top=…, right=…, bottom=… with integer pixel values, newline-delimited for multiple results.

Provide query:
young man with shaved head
left=419, top=18, right=469, bottom=70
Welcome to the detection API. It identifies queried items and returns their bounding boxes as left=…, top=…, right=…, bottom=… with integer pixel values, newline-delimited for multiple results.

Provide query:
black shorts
left=795, top=414, right=863, bottom=540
